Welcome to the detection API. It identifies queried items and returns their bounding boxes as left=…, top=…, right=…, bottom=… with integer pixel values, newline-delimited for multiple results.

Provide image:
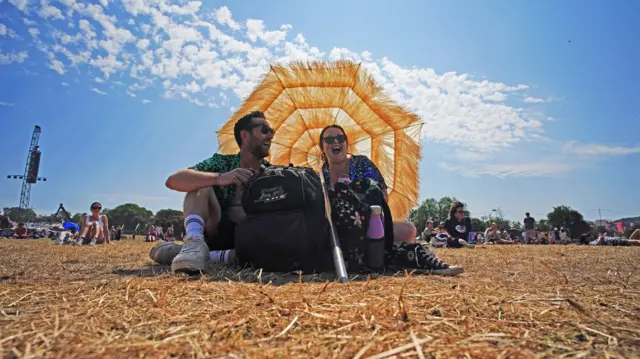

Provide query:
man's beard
left=249, top=138, right=269, bottom=159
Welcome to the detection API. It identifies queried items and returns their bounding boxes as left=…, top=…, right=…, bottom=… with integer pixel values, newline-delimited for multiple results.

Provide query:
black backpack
left=234, top=165, right=333, bottom=273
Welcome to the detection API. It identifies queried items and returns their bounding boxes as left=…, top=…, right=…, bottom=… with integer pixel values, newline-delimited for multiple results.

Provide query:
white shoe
left=89, top=238, right=97, bottom=246
left=171, top=235, right=211, bottom=273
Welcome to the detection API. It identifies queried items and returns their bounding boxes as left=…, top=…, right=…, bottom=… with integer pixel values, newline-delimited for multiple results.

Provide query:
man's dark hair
left=525, top=212, right=530, bottom=217
left=234, top=111, right=265, bottom=147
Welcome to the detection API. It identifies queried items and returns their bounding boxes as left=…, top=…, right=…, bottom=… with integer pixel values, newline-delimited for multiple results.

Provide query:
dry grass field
left=1, top=239, right=639, bottom=359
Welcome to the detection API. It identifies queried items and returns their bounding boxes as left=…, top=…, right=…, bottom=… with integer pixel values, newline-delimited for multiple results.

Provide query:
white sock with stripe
left=184, top=215, right=204, bottom=238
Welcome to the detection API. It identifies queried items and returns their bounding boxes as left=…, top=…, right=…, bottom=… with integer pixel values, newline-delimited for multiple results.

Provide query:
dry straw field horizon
left=1, top=239, right=639, bottom=358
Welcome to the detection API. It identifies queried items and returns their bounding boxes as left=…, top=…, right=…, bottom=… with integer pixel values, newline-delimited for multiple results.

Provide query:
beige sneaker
left=149, top=242, right=183, bottom=265
left=171, top=235, right=211, bottom=273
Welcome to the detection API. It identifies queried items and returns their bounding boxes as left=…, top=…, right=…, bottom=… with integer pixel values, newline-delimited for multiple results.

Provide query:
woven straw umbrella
left=216, top=60, right=423, bottom=220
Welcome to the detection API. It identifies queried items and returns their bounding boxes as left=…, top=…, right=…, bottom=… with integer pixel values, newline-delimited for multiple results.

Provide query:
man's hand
left=217, top=168, right=255, bottom=186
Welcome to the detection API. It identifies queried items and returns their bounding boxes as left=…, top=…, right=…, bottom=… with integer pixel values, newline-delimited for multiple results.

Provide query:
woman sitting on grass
left=442, top=202, right=475, bottom=248
left=146, top=225, right=158, bottom=242
left=319, top=124, right=463, bottom=275
left=79, top=202, right=110, bottom=245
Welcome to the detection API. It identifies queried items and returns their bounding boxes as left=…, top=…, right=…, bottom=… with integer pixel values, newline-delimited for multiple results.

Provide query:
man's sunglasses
left=322, top=134, right=346, bottom=145
left=246, top=123, right=275, bottom=135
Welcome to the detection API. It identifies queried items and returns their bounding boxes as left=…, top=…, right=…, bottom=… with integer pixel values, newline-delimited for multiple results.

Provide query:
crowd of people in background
left=418, top=209, right=640, bottom=247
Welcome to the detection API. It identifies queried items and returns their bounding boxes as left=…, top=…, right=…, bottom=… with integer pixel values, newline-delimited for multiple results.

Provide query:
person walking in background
left=523, top=212, right=536, bottom=244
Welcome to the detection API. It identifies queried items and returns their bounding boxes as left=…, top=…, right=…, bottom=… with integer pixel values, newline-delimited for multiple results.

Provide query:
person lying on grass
left=593, top=234, right=640, bottom=246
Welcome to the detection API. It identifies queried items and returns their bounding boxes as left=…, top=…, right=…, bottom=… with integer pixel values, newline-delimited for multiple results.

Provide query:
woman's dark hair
left=90, top=202, right=102, bottom=209
left=449, top=201, right=464, bottom=217
left=318, top=124, right=348, bottom=162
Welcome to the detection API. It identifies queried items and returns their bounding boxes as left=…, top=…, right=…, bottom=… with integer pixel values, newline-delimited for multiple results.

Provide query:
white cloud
left=99, top=0, right=108, bottom=7
left=61, top=82, right=69, bottom=86
left=0, top=24, right=19, bottom=38
left=246, top=19, right=288, bottom=45
left=158, top=1, right=201, bottom=16
left=9, top=0, right=29, bottom=12
left=524, top=96, right=546, bottom=104
left=564, top=142, right=640, bottom=156
left=90, top=54, right=123, bottom=78
left=48, top=58, right=65, bottom=74
left=23, top=18, right=37, bottom=26
left=38, top=0, right=64, bottom=20
left=28, top=27, right=40, bottom=38
left=95, top=77, right=104, bottom=83
left=439, top=161, right=573, bottom=178
left=0, top=50, right=28, bottom=65
left=7, top=3, right=635, bottom=178
left=142, top=99, right=150, bottom=104
left=0, top=101, right=16, bottom=107
left=214, top=6, right=240, bottom=30
left=91, top=87, right=107, bottom=95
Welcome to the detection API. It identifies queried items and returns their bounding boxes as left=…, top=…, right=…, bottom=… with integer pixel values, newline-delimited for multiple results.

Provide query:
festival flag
left=615, top=221, right=624, bottom=232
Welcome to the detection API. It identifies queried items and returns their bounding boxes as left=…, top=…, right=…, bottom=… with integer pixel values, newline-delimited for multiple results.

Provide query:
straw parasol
left=216, top=60, right=423, bottom=220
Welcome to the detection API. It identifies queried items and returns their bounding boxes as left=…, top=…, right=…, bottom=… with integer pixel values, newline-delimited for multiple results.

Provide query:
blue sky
left=1, top=0, right=639, bottom=222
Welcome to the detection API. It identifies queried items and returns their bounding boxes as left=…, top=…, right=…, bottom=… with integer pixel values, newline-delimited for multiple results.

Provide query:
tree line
left=407, top=197, right=606, bottom=238
left=3, top=198, right=635, bottom=239
left=1, top=204, right=184, bottom=235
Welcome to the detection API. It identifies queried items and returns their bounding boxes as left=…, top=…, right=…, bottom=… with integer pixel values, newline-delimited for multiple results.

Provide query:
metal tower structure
left=6, top=125, right=46, bottom=221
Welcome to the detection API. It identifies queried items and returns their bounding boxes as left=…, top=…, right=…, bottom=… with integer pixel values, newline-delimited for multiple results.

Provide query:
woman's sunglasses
left=323, top=134, right=346, bottom=145
left=246, top=123, right=275, bottom=135
left=91, top=207, right=102, bottom=210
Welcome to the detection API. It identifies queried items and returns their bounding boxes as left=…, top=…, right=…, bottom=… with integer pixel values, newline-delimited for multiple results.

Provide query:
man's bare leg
left=171, top=187, right=221, bottom=273
left=393, top=221, right=417, bottom=244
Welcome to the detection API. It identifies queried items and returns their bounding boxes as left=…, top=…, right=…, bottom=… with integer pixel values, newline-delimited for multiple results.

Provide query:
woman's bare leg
left=92, top=222, right=102, bottom=240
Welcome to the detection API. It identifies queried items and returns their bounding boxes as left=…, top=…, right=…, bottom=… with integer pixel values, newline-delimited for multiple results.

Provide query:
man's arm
left=166, top=169, right=219, bottom=193
left=166, top=168, right=254, bottom=193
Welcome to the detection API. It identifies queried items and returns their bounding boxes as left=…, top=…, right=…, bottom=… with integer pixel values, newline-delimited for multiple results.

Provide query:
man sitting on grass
left=149, top=111, right=274, bottom=273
